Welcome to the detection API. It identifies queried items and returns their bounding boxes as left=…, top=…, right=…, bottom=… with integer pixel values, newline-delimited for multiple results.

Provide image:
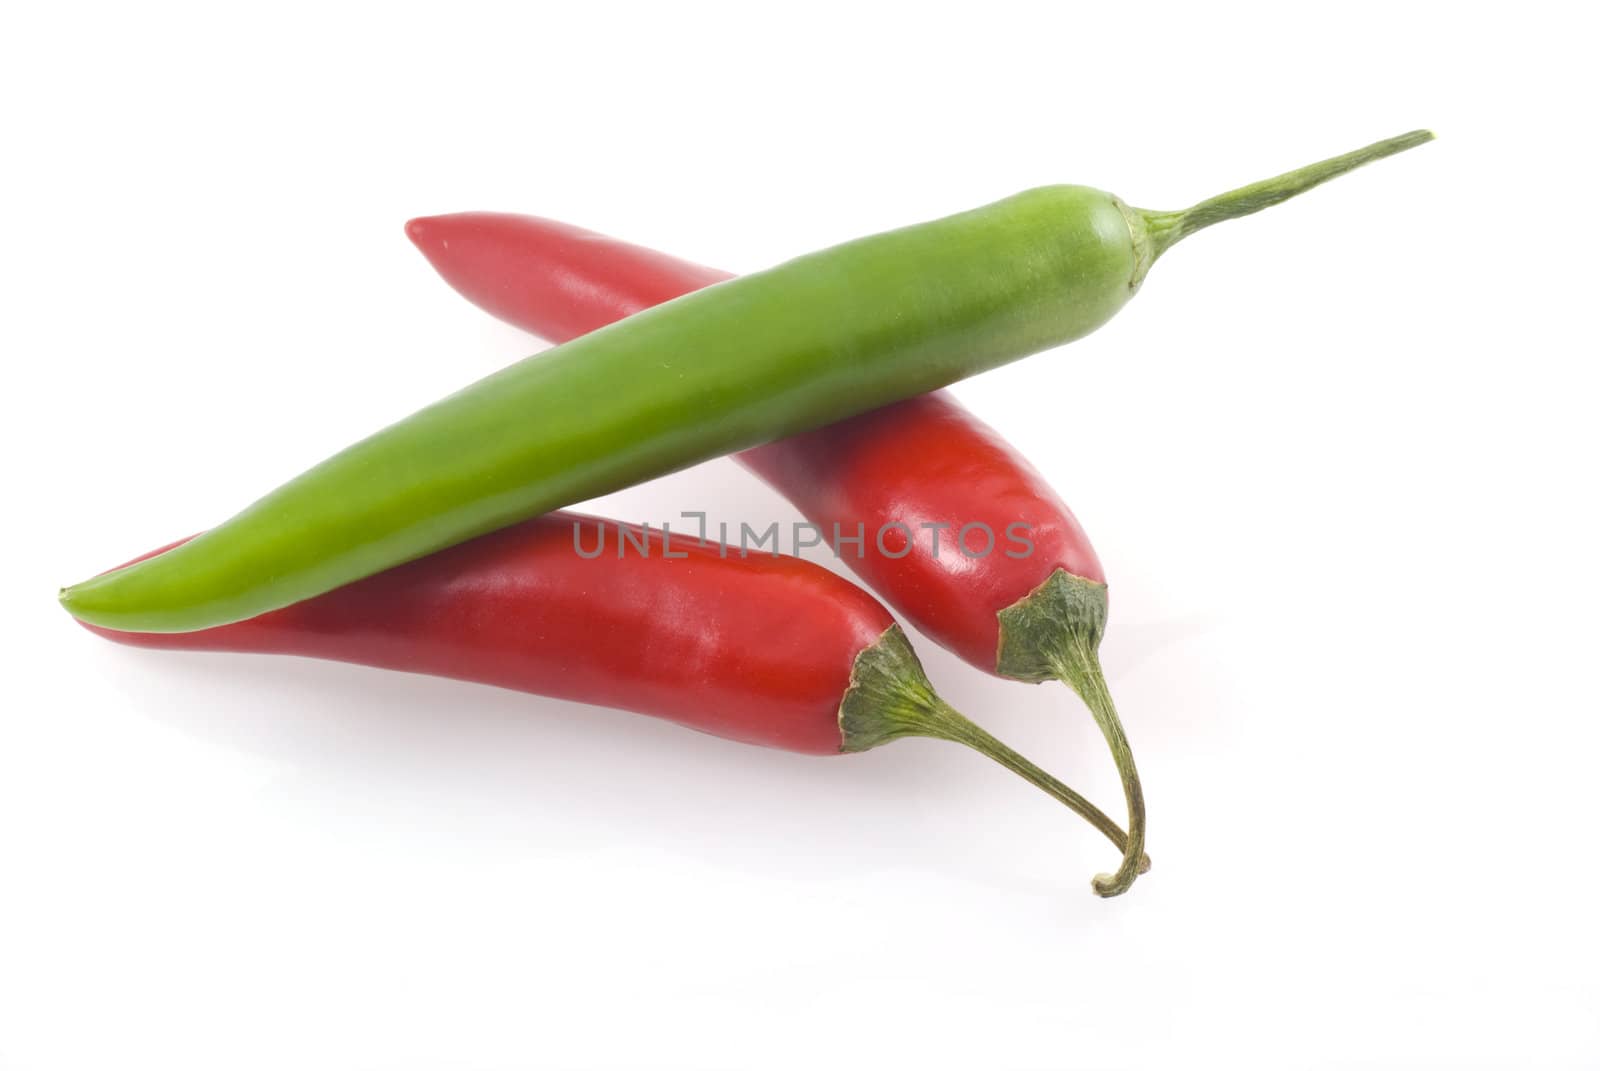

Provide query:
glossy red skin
left=407, top=214, right=1104, bottom=672
left=405, top=213, right=731, bottom=341
left=83, top=512, right=891, bottom=755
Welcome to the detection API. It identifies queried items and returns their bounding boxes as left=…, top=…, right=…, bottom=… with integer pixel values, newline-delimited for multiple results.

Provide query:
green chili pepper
left=62, top=130, right=1432, bottom=633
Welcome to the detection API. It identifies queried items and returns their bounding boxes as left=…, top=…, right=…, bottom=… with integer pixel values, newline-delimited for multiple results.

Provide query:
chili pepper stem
left=995, top=570, right=1148, bottom=897
left=1048, top=648, right=1146, bottom=898
left=840, top=625, right=1150, bottom=874
left=1127, top=128, right=1435, bottom=285
left=920, top=702, right=1152, bottom=877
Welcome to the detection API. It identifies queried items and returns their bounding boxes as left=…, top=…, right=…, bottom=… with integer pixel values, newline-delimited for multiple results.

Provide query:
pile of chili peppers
left=64, top=131, right=1433, bottom=896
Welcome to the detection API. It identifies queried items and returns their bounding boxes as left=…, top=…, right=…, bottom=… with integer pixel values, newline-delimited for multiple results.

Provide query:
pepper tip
left=404, top=216, right=433, bottom=247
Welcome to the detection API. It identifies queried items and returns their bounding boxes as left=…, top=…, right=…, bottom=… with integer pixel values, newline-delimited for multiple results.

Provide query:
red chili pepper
left=84, top=513, right=1147, bottom=885
left=406, top=213, right=1148, bottom=897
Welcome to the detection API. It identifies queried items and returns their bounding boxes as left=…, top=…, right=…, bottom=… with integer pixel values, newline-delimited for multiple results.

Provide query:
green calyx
left=839, top=625, right=1149, bottom=882
left=1123, top=128, right=1435, bottom=289
left=837, top=624, right=953, bottom=753
left=997, top=570, right=1147, bottom=898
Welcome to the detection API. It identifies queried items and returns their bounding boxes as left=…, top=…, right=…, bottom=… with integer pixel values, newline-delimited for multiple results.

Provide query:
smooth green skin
left=64, top=187, right=1139, bottom=632
left=62, top=129, right=1434, bottom=633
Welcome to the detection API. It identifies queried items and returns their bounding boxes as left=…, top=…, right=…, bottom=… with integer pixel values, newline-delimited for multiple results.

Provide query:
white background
left=3, top=3, right=1596, bottom=1069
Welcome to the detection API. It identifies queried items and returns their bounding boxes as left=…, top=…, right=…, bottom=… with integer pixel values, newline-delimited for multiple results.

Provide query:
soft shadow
left=92, top=627, right=1108, bottom=899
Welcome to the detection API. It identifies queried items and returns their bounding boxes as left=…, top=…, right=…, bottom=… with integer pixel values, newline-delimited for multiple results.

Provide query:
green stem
left=995, top=570, right=1148, bottom=897
left=1048, top=644, right=1146, bottom=899
left=1135, top=128, right=1434, bottom=272
left=840, top=624, right=1150, bottom=877
left=918, top=701, right=1152, bottom=875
